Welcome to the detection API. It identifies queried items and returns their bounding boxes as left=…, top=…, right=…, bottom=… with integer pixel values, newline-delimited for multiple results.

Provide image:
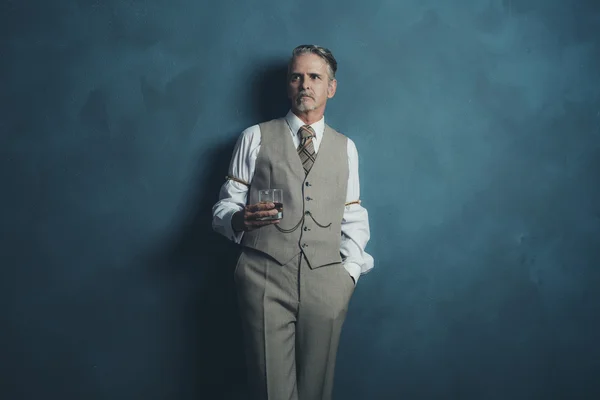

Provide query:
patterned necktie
left=297, top=125, right=316, bottom=175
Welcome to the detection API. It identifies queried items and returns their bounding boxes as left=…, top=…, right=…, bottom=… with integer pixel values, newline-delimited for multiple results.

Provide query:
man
left=212, top=44, right=374, bottom=400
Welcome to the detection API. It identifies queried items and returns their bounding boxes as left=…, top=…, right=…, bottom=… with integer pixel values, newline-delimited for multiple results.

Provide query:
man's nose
left=300, top=76, right=310, bottom=90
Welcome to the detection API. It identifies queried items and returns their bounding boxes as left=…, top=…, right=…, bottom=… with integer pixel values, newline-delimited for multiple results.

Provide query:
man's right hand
left=231, top=202, right=281, bottom=232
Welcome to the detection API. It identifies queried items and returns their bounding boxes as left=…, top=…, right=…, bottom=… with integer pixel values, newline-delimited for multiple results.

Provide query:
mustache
left=296, top=91, right=314, bottom=100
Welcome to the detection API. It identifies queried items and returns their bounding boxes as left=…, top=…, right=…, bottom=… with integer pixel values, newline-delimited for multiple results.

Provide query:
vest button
left=302, top=243, right=308, bottom=248
left=306, top=196, right=312, bottom=201
left=303, top=226, right=310, bottom=231
left=305, top=182, right=311, bottom=187
left=305, top=211, right=310, bottom=215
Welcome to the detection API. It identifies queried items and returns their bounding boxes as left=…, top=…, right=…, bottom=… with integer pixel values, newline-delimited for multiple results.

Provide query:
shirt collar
left=285, top=110, right=325, bottom=141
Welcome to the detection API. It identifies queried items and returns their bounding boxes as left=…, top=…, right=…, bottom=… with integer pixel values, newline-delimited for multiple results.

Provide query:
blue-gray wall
left=3, top=1, right=599, bottom=399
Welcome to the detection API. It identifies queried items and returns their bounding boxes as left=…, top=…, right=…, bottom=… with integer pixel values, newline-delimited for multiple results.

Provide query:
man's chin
left=295, top=100, right=317, bottom=113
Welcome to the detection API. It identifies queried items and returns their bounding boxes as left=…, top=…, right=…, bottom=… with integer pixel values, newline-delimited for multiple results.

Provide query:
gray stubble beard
left=295, top=96, right=316, bottom=112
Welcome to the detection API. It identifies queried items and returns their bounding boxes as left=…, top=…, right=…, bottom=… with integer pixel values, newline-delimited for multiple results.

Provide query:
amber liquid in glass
left=273, top=202, right=283, bottom=219
left=257, top=201, right=283, bottom=220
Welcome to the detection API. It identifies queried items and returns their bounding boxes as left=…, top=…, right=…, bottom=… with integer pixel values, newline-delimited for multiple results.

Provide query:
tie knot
left=299, top=125, right=315, bottom=140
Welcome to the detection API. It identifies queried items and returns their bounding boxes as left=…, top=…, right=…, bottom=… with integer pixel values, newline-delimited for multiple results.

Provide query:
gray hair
left=288, top=44, right=338, bottom=81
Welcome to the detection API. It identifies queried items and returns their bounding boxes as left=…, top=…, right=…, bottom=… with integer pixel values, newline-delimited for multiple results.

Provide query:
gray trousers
left=233, top=247, right=355, bottom=400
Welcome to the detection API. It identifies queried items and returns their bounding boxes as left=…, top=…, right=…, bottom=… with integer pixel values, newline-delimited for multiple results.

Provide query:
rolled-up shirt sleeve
left=341, top=138, right=375, bottom=284
left=211, top=125, right=261, bottom=243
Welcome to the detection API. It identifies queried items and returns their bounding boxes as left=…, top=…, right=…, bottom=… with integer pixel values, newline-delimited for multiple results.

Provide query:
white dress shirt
left=211, top=110, right=374, bottom=284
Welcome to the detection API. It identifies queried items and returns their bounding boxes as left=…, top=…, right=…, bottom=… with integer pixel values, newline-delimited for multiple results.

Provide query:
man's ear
left=327, top=79, right=337, bottom=98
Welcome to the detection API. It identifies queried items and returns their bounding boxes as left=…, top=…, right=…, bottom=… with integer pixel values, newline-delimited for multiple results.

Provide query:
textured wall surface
left=2, top=0, right=599, bottom=399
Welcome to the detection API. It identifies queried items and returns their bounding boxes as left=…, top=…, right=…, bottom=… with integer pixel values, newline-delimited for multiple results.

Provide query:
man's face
left=287, top=53, right=337, bottom=114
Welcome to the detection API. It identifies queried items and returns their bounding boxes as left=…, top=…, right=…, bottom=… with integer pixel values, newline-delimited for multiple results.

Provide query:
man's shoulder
left=324, top=124, right=360, bottom=155
left=239, top=117, right=284, bottom=135
left=255, top=118, right=288, bottom=138
left=257, top=117, right=286, bottom=127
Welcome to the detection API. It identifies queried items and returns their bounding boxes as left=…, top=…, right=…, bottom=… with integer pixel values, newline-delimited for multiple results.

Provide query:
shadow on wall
left=147, top=59, right=290, bottom=399
left=253, top=58, right=291, bottom=121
